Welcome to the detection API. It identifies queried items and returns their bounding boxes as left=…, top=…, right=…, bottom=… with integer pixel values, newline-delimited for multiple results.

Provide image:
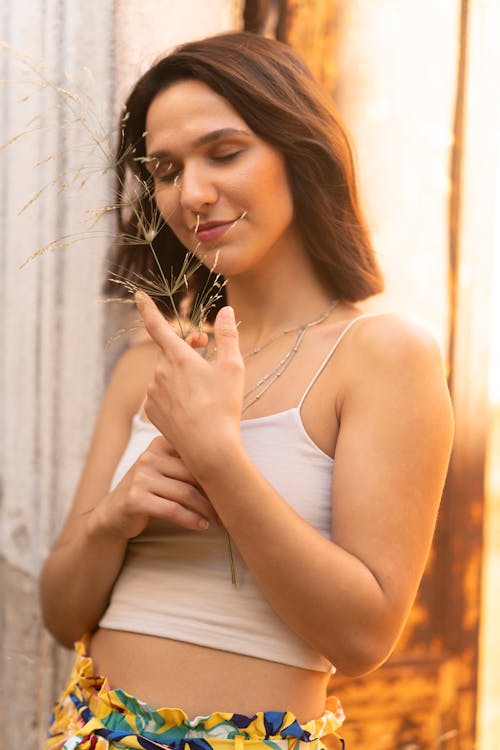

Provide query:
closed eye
left=211, top=151, right=242, bottom=164
left=156, top=169, right=180, bottom=184
left=153, top=150, right=243, bottom=184
left=153, top=163, right=181, bottom=183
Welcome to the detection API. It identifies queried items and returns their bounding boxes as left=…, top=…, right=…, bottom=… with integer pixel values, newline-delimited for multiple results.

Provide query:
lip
left=195, top=220, right=237, bottom=243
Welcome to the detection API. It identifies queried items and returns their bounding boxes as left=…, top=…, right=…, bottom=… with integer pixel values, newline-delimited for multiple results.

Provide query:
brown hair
left=106, top=31, right=383, bottom=319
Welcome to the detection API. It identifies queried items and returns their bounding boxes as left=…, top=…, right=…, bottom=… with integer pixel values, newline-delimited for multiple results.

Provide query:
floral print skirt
left=45, top=640, right=345, bottom=750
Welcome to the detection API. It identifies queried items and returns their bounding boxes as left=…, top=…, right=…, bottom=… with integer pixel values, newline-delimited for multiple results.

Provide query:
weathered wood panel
left=0, top=2, right=116, bottom=746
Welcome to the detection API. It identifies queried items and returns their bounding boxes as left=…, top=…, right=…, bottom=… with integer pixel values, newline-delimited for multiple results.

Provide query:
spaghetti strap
left=297, top=313, right=379, bottom=411
left=137, top=395, right=149, bottom=422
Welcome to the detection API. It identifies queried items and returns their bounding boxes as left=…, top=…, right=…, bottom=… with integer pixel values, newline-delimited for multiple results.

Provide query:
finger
left=148, top=494, right=212, bottom=531
left=151, top=478, right=219, bottom=524
left=134, top=292, right=182, bottom=353
left=213, top=306, right=240, bottom=364
left=143, top=445, right=201, bottom=486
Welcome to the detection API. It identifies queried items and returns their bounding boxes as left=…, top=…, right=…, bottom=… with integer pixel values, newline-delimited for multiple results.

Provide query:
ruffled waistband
left=46, top=639, right=345, bottom=750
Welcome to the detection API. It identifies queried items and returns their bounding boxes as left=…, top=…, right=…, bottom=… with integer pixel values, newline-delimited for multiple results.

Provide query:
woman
left=40, top=32, right=454, bottom=749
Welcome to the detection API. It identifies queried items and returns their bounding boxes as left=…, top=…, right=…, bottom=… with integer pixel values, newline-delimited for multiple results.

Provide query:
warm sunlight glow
left=488, top=161, right=500, bottom=405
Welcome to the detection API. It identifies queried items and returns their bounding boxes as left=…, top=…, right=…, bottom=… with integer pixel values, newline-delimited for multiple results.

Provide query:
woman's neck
left=225, top=263, right=333, bottom=352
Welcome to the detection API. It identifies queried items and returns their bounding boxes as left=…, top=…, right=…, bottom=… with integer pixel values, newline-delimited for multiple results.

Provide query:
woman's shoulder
left=105, top=339, right=159, bottom=419
left=331, top=311, right=453, bottom=455
left=112, top=338, right=158, bottom=374
left=319, top=307, right=443, bottom=368
left=339, top=311, right=449, bottom=398
left=349, top=311, right=444, bottom=362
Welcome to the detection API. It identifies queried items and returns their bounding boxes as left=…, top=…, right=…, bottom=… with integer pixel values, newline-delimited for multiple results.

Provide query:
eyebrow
left=146, top=127, right=251, bottom=161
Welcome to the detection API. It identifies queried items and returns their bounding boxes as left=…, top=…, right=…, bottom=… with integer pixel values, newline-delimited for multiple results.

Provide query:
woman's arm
left=205, top=315, right=453, bottom=675
left=138, top=298, right=453, bottom=675
left=40, top=343, right=217, bottom=648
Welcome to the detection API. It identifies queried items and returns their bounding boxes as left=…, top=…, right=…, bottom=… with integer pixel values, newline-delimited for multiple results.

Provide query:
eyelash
left=155, top=151, right=242, bottom=184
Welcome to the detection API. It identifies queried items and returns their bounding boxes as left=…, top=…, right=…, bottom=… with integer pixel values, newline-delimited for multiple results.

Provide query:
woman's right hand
left=89, top=435, right=219, bottom=540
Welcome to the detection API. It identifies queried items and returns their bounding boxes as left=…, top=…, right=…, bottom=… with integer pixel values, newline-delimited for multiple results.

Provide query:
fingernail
left=135, top=291, right=147, bottom=305
left=220, top=306, right=235, bottom=322
left=198, top=519, right=209, bottom=530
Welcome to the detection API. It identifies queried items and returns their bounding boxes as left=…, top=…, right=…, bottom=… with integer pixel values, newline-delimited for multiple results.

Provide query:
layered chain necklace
left=240, top=299, right=338, bottom=414
left=203, top=299, right=338, bottom=412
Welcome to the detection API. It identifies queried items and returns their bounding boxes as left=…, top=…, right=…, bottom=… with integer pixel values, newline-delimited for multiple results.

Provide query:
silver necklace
left=241, top=299, right=338, bottom=414
left=241, top=299, right=337, bottom=360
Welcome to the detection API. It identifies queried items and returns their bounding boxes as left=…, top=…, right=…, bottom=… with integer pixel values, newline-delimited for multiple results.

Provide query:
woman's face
left=144, top=79, right=299, bottom=277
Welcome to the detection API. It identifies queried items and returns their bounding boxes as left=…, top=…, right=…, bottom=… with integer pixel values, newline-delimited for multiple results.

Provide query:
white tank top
left=98, top=314, right=374, bottom=672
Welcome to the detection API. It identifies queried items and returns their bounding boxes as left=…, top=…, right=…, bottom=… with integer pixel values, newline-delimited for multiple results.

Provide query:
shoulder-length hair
left=106, top=31, right=383, bottom=320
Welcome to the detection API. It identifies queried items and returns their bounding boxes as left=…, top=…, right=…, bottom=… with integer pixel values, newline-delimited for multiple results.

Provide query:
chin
left=196, top=247, right=241, bottom=275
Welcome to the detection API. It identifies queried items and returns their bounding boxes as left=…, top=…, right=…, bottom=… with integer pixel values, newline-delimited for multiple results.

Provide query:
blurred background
left=1, top=1, right=499, bottom=748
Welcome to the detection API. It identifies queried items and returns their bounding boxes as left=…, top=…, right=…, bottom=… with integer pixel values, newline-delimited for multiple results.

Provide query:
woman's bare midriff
left=89, top=628, right=331, bottom=722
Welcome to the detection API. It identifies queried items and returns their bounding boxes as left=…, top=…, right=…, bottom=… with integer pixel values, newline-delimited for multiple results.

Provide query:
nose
left=178, top=162, right=218, bottom=213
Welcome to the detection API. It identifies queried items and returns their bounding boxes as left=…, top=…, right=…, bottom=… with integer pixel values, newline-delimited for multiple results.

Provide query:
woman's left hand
left=135, top=292, right=244, bottom=476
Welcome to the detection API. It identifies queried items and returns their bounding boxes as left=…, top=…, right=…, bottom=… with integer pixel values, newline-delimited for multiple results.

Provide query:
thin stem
left=226, top=532, right=237, bottom=588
